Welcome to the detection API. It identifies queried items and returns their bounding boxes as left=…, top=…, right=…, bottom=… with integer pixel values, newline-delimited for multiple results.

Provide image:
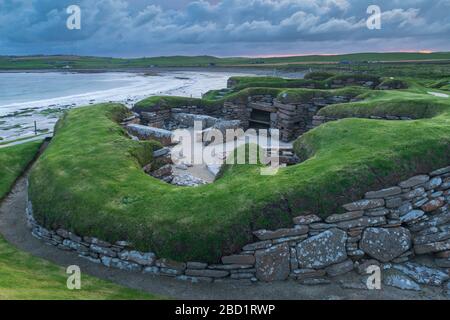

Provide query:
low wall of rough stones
left=27, top=166, right=450, bottom=284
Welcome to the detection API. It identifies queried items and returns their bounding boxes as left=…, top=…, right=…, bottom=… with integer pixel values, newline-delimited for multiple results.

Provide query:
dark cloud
left=0, top=0, right=449, bottom=56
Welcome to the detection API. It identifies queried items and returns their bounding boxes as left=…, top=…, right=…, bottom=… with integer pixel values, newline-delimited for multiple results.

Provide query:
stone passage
left=27, top=166, right=450, bottom=287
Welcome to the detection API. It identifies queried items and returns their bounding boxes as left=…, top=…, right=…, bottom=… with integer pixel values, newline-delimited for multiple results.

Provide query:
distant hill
left=1, top=52, right=450, bottom=70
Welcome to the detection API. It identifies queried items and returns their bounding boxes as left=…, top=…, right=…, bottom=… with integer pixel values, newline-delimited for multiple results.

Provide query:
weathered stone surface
left=299, top=278, right=331, bottom=286
left=185, top=269, right=229, bottom=278
left=153, top=147, right=171, bottom=158
left=186, top=262, right=208, bottom=270
left=90, top=244, right=117, bottom=257
left=230, top=273, right=255, bottom=280
left=255, top=243, right=290, bottom=282
left=242, top=240, right=272, bottom=251
left=272, top=235, right=308, bottom=245
left=101, top=257, right=142, bottom=272
left=119, top=250, right=155, bottom=266
left=208, top=264, right=253, bottom=270
left=400, top=210, right=425, bottom=223
left=172, top=113, right=217, bottom=128
left=221, top=255, right=255, bottom=265
left=402, top=187, right=426, bottom=200
left=360, top=227, right=411, bottom=262
left=336, top=216, right=386, bottom=230
left=383, top=273, right=421, bottom=291
left=296, top=229, right=347, bottom=269
left=84, top=237, right=112, bottom=247
left=385, top=198, right=403, bottom=209
left=430, top=166, right=450, bottom=176
left=413, top=231, right=450, bottom=245
left=414, top=239, right=450, bottom=254
left=399, top=175, right=430, bottom=188
left=171, top=173, right=207, bottom=187
left=151, top=164, right=173, bottom=179
left=409, top=212, right=450, bottom=232
left=155, top=258, right=186, bottom=272
left=253, top=226, right=308, bottom=241
left=397, top=202, right=413, bottom=216
left=176, top=275, right=214, bottom=283
left=424, top=177, right=442, bottom=190
left=435, top=258, right=450, bottom=268
left=365, top=187, right=401, bottom=199
left=309, top=223, right=337, bottom=230
left=421, top=199, right=445, bottom=212
left=365, top=208, right=390, bottom=217
left=293, top=214, right=322, bottom=225
left=126, top=124, right=174, bottom=145
left=325, top=260, right=354, bottom=277
left=292, top=269, right=326, bottom=281
left=343, top=199, right=385, bottom=211
left=325, top=211, right=364, bottom=224
left=393, top=262, right=449, bottom=286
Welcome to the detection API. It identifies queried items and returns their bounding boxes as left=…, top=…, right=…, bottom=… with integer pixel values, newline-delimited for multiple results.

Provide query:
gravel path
left=0, top=174, right=447, bottom=300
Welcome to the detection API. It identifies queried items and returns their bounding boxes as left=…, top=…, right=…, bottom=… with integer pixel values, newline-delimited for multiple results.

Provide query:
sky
left=0, top=0, right=449, bottom=57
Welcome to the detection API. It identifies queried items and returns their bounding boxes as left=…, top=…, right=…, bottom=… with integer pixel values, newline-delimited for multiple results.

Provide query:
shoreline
left=0, top=66, right=307, bottom=78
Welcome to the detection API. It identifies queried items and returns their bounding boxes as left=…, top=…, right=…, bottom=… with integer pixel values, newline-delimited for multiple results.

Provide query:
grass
left=0, top=142, right=160, bottom=300
left=29, top=75, right=450, bottom=263
left=2, top=52, right=450, bottom=70
left=0, top=236, right=159, bottom=300
left=0, top=141, right=42, bottom=200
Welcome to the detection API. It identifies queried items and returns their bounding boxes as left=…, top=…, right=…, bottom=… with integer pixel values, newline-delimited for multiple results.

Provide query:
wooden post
left=34, top=121, right=37, bottom=135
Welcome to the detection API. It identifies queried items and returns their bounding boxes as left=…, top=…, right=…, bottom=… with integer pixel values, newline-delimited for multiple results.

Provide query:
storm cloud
left=0, top=0, right=449, bottom=56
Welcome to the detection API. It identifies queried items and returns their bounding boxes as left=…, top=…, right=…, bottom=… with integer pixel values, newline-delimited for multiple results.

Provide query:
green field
left=29, top=72, right=450, bottom=263
left=0, top=142, right=158, bottom=300
left=2, top=52, right=450, bottom=70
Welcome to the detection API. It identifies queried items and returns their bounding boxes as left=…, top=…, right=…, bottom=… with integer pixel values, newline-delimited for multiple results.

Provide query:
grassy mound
left=0, top=141, right=42, bottom=201
left=30, top=79, right=450, bottom=263
left=0, top=142, right=158, bottom=300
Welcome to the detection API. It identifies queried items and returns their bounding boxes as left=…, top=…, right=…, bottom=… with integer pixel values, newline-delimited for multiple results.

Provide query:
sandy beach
left=0, top=70, right=257, bottom=142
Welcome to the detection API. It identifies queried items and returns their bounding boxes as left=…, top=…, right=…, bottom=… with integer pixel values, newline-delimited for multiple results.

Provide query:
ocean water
left=0, top=71, right=249, bottom=142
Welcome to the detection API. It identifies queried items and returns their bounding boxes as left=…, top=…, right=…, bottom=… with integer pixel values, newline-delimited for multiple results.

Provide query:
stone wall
left=140, top=105, right=223, bottom=129
left=27, top=166, right=450, bottom=285
left=218, top=94, right=356, bottom=142
left=134, top=94, right=357, bottom=142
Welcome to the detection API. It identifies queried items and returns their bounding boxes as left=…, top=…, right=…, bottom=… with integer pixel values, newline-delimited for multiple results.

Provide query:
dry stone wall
left=134, top=94, right=357, bottom=142
left=27, top=166, right=450, bottom=286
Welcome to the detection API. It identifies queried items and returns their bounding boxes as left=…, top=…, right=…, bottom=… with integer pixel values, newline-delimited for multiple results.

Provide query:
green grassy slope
left=0, top=142, right=159, bottom=300
left=29, top=79, right=450, bottom=263
left=0, top=141, right=42, bottom=200
left=2, top=52, right=450, bottom=70
left=0, top=235, right=158, bottom=299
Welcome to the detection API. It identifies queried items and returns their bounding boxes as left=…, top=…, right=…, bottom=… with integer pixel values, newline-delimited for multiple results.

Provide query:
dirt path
left=0, top=175, right=447, bottom=299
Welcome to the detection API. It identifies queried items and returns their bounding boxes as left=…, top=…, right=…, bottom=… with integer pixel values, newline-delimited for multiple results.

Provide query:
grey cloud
left=0, top=0, right=449, bottom=56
